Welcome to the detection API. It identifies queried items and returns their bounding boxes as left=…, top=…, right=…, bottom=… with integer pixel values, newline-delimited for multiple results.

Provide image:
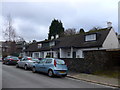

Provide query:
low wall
left=62, top=50, right=120, bottom=73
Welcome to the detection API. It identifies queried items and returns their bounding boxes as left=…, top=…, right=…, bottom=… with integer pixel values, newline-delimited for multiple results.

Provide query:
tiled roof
left=24, top=28, right=111, bottom=52
left=52, top=28, right=110, bottom=49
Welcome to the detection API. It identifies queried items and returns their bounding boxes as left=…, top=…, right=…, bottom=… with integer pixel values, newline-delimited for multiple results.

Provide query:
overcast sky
left=0, top=0, right=119, bottom=41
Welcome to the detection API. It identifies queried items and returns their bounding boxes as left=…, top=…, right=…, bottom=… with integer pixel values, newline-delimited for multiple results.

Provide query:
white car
left=16, top=57, right=39, bottom=70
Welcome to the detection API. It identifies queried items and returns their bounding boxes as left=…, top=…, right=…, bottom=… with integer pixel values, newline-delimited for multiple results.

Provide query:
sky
left=0, top=0, right=119, bottom=41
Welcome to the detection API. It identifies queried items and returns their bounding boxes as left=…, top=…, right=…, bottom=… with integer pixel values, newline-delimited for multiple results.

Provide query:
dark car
left=3, top=56, right=19, bottom=65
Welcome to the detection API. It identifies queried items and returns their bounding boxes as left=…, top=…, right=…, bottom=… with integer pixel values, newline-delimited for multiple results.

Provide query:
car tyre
left=24, top=65, right=28, bottom=70
left=6, top=61, right=9, bottom=65
left=62, top=74, right=67, bottom=77
left=32, top=67, right=36, bottom=73
left=16, top=64, right=19, bottom=68
left=48, top=70, right=54, bottom=77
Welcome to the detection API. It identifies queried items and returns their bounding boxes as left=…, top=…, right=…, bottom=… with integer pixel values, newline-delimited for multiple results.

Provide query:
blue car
left=32, top=58, right=68, bottom=77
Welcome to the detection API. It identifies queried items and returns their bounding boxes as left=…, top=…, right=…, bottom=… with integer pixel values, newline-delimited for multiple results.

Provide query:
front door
left=73, top=52, right=76, bottom=58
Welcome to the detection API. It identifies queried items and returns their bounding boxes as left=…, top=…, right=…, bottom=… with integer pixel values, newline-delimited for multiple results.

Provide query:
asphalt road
left=2, top=63, right=114, bottom=88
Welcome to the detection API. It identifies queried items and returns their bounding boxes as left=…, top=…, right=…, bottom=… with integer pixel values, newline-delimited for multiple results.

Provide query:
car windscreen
left=11, top=57, right=19, bottom=60
left=32, top=59, right=39, bottom=62
left=55, top=59, right=65, bottom=65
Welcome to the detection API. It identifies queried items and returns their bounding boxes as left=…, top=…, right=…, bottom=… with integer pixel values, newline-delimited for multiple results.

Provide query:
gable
left=102, top=28, right=119, bottom=49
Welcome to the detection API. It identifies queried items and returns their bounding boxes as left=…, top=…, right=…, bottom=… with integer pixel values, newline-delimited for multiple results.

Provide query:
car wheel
left=16, top=64, right=19, bottom=68
left=62, top=74, right=67, bottom=77
left=24, top=65, right=28, bottom=70
left=48, top=70, right=54, bottom=77
left=32, top=67, right=36, bottom=73
left=6, top=61, right=9, bottom=65
left=2, top=62, right=5, bottom=64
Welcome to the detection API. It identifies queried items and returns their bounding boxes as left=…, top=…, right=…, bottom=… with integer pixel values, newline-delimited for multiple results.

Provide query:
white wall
left=60, top=48, right=73, bottom=58
left=76, top=49, right=84, bottom=58
left=102, top=28, right=119, bottom=49
left=32, top=52, right=40, bottom=58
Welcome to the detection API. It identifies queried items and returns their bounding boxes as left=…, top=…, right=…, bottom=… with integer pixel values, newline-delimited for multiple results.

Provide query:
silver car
left=16, top=57, right=39, bottom=70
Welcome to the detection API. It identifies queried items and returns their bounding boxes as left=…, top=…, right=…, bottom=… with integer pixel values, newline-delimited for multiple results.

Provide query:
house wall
left=0, top=42, right=2, bottom=57
left=32, top=52, right=41, bottom=58
left=60, top=48, right=72, bottom=58
left=42, top=51, right=57, bottom=58
left=76, top=49, right=84, bottom=58
left=102, top=28, right=119, bottom=49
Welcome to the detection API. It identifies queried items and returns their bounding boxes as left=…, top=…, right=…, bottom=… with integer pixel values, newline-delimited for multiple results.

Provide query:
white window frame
left=49, top=41, right=55, bottom=47
left=85, top=34, right=96, bottom=41
left=38, top=43, right=42, bottom=48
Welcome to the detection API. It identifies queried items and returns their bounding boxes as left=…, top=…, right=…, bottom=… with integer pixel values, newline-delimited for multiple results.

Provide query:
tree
left=64, top=28, right=77, bottom=36
left=79, top=28, right=85, bottom=34
left=48, top=19, right=64, bottom=39
left=89, top=26, right=101, bottom=32
left=3, top=15, right=17, bottom=41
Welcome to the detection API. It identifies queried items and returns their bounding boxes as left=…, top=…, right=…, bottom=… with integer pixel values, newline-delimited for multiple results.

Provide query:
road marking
left=66, top=77, right=117, bottom=89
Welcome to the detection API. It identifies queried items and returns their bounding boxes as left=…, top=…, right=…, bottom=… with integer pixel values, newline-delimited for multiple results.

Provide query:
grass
left=93, top=69, right=120, bottom=79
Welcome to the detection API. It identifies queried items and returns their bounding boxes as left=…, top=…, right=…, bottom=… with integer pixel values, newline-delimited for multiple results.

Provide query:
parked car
left=32, top=58, right=68, bottom=77
left=16, top=57, right=40, bottom=70
left=0, top=56, right=2, bottom=62
left=3, top=56, right=19, bottom=65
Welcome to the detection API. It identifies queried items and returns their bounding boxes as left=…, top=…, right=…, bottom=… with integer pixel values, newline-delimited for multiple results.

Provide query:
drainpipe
left=71, top=47, right=73, bottom=58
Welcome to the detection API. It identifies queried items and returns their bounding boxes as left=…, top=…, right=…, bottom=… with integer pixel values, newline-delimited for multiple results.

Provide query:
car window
left=12, top=57, right=19, bottom=60
left=32, top=59, right=39, bottom=62
left=46, top=59, right=52, bottom=63
left=40, top=59, right=46, bottom=64
left=55, top=59, right=65, bottom=64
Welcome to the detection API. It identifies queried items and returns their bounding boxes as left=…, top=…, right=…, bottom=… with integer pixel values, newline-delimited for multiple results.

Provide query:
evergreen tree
left=48, top=19, right=64, bottom=39
left=79, top=28, right=85, bottom=33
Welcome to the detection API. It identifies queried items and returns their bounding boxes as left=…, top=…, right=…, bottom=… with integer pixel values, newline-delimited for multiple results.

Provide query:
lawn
left=93, top=68, right=120, bottom=79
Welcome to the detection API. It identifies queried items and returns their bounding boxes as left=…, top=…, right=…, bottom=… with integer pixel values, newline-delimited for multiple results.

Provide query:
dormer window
left=85, top=34, right=96, bottom=41
left=38, top=43, right=42, bottom=48
left=49, top=41, right=55, bottom=47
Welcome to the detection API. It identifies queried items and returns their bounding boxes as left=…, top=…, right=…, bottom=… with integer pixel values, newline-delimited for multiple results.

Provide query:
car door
left=43, top=58, right=53, bottom=73
left=20, top=59, right=27, bottom=67
left=36, top=59, right=46, bottom=72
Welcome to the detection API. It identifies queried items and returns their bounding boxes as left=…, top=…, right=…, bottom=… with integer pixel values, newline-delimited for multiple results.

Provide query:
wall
left=102, top=28, right=119, bottom=49
left=62, top=50, right=119, bottom=73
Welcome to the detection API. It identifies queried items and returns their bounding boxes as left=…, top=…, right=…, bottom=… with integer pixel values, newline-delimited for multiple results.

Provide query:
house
left=24, top=26, right=119, bottom=59
left=0, top=42, right=2, bottom=57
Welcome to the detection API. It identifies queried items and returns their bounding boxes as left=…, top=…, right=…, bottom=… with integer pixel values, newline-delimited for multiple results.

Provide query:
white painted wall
left=60, top=48, right=73, bottom=58
left=76, top=49, right=84, bottom=58
left=32, top=52, right=41, bottom=58
left=102, top=28, right=119, bottom=49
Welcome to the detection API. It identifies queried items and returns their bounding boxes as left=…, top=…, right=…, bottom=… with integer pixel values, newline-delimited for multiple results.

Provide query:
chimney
left=51, top=36, right=54, bottom=40
left=107, top=22, right=112, bottom=28
left=55, top=34, right=59, bottom=39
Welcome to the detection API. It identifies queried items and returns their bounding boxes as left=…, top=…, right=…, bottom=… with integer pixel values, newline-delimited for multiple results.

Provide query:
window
left=85, top=34, right=96, bottom=41
left=38, top=43, right=42, bottom=48
left=67, top=52, right=70, bottom=56
left=49, top=41, right=55, bottom=47
left=46, top=59, right=52, bottom=63
left=40, top=59, right=46, bottom=63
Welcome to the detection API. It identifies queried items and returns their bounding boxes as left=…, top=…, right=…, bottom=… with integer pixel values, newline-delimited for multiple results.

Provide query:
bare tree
left=3, top=15, right=17, bottom=41
left=64, top=28, right=77, bottom=36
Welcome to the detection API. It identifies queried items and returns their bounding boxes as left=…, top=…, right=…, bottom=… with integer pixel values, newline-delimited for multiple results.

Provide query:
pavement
left=67, top=71, right=120, bottom=88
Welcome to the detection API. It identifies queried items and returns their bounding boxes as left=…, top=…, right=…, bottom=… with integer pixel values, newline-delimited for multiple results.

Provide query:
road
left=2, top=63, right=114, bottom=88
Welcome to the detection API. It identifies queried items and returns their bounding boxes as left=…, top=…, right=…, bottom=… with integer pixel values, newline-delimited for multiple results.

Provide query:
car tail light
left=54, top=60, right=57, bottom=67
left=65, top=62, right=68, bottom=67
left=27, top=58, right=31, bottom=60
left=9, top=58, right=13, bottom=60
